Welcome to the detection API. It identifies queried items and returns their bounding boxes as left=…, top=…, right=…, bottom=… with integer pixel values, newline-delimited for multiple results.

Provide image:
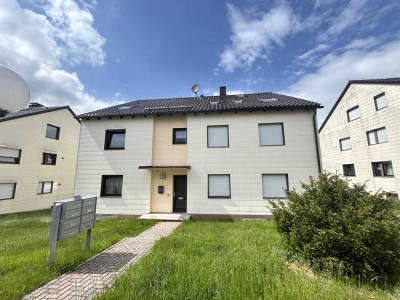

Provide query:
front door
left=173, top=175, right=187, bottom=212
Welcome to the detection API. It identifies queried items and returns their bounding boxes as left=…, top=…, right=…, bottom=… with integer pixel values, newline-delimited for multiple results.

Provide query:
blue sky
left=1, top=0, right=400, bottom=122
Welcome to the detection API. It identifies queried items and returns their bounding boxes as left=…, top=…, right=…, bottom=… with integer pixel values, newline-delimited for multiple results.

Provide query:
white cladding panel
left=187, top=110, right=320, bottom=216
left=320, top=84, right=400, bottom=194
left=74, top=118, right=153, bottom=215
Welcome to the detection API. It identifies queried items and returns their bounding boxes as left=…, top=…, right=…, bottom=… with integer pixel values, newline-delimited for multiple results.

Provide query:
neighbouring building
left=74, top=86, right=322, bottom=218
left=0, top=103, right=81, bottom=214
left=319, top=77, right=400, bottom=197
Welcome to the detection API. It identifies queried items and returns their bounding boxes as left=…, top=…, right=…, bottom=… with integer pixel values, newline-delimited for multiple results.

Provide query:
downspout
left=313, top=109, right=322, bottom=173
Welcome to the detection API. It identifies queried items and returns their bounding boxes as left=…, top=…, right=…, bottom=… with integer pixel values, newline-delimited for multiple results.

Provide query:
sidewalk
left=24, top=222, right=181, bottom=300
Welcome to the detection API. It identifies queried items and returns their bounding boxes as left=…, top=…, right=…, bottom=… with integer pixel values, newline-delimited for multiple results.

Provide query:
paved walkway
left=24, top=222, right=181, bottom=300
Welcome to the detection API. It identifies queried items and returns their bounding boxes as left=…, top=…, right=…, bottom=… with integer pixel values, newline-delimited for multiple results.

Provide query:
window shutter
left=208, top=126, right=228, bottom=147
left=348, top=107, right=360, bottom=121
left=368, top=131, right=376, bottom=145
left=209, top=175, right=230, bottom=197
left=340, top=138, right=352, bottom=150
left=262, top=175, right=287, bottom=198
left=0, top=183, right=15, bottom=200
left=375, top=94, right=387, bottom=110
left=259, top=124, right=284, bottom=145
left=377, top=128, right=388, bottom=143
left=0, top=147, right=20, bottom=158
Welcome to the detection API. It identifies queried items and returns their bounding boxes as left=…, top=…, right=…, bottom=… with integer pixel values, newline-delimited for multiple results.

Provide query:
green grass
left=0, top=209, right=157, bottom=300
left=100, top=220, right=398, bottom=300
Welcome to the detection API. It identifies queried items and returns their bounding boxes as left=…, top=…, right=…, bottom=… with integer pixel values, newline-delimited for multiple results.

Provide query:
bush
left=270, top=172, right=400, bottom=284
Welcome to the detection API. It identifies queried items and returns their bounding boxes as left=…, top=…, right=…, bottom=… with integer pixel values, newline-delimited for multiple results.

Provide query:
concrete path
left=24, top=222, right=181, bottom=300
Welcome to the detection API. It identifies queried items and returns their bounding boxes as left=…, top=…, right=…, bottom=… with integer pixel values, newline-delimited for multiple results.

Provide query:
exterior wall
left=0, top=109, right=80, bottom=214
left=74, top=117, right=153, bottom=215
left=320, top=84, right=400, bottom=194
left=150, top=116, right=188, bottom=212
left=152, top=116, right=187, bottom=165
left=187, top=110, right=320, bottom=216
left=150, top=169, right=187, bottom=213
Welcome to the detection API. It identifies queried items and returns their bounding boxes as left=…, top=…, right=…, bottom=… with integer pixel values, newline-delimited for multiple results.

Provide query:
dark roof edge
left=76, top=104, right=323, bottom=119
left=319, top=79, right=400, bottom=133
left=0, top=106, right=80, bottom=124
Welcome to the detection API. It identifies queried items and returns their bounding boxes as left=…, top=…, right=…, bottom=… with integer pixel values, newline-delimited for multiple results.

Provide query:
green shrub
left=270, top=172, right=400, bottom=284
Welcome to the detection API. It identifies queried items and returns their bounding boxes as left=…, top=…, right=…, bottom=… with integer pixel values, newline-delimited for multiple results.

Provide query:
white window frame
left=0, top=183, right=16, bottom=200
left=258, top=123, right=285, bottom=146
left=262, top=174, right=288, bottom=199
left=207, top=125, right=229, bottom=148
left=208, top=174, right=231, bottom=198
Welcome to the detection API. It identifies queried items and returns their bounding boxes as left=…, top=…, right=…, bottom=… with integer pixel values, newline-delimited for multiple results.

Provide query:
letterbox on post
left=49, top=196, right=97, bottom=265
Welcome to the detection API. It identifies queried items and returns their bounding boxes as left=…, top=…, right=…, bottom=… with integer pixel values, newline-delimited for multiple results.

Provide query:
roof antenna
left=191, top=84, right=200, bottom=97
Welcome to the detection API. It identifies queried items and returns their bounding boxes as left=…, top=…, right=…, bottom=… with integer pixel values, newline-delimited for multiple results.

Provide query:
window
left=104, top=129, right=126, bottom=150
left=347, top=106, right=360, bottom=122
left=101, top=175, right=123, bottom=197
left=0, top=183, right=16, bottom=200
left=259, top=123, right=285, bottom=146
left=262, top=174, right=288, bottom=198
left=37, top=181, right=53, bottom=194
left=46, top=124, right=60, bottom=140
left=374, top=93, right=387, bottom=110
left=207, top=126, right=229, bottom=148
left=339, top=137, right=352, bottom=151
left=372, top=161, right=394, bottom=177
left=367, top=127, right=388, bottom=145
left=42, top=153, right=57, bottom=165
left=173, top=128, right=187, bottom=144
left=208, top=174, right=231, bottom=198
left=0, top=147, right=21, bottom=164
left=343, top=164, right=356, bottom=176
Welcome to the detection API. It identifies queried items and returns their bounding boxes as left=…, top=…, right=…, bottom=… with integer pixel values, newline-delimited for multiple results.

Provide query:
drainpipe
left=313, top=109, right=322, bottom=173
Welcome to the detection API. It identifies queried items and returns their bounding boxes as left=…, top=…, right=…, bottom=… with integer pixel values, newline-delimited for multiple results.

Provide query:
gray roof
left=319, top=77, right=400, bottom=132
left=0, top=106, right=78, bottom=123
left=78, top=92, right=322, bottom=118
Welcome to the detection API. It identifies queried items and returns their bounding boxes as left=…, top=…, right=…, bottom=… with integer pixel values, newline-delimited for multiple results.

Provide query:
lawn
left=100, top=220, right=398, bottom=300
left=0, top=209, right=157, bottom=300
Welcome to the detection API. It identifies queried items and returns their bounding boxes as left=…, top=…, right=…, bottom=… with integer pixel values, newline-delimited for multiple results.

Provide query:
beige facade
left=320, top=83, right=400, bottom=194
left=0, top=108, right=80, bottom=214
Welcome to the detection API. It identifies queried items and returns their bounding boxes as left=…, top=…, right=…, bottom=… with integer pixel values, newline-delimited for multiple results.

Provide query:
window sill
left=0, top=162, right=20, bottom=164
left=373, top=175, right=395, bottom=178
left=208, top=196, right=231, bottom=199
left=100, top=195, right=122, bottom=198
left=0, top=198, right=14, bottom=201
left=263, top=197, right=287, bottom=199
left=37, top=192, right=53, bottom=195
left=104, top=148, right=125, bottom=150
left=45, top=137, right=59, bottom=140
left=348, top=117, right=360, bottom=122
left=207, top=146, right=229, bottom=148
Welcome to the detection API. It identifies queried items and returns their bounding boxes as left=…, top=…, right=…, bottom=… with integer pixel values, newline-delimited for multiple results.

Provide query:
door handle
left=178, top=197, right=184, bottom=200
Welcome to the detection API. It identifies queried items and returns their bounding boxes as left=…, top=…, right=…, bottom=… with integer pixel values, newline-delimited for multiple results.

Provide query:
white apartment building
left=74, top=86, right=322, bottom=218
left=0, top=103, right=81, bottom=214
left=319, top=78, right=400, bottom=196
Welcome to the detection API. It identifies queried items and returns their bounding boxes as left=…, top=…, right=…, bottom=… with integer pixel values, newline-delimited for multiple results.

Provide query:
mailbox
left=49, top=196, right=97, bottom=265
left=158, top=186, right=164, bottom=194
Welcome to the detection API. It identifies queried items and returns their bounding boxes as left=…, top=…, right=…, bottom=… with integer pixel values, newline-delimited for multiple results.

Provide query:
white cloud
left=0, top=0, right=112, bottom=114
left=320, top=0, right=368, bottom=40
left=212, top=89, right=247, bottom=96
left=218, top=3, right=300, bottom=72
left=282, top=39, right=400, bottom=124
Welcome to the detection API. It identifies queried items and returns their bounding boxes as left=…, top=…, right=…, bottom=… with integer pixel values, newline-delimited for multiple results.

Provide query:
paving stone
left=23, top=222, right=180, bottom=300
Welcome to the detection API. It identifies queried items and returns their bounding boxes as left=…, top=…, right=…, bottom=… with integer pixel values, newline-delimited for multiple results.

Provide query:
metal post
left=49, top=204, right=62, bottom=266
left=85, top=228, right=92, bottom=250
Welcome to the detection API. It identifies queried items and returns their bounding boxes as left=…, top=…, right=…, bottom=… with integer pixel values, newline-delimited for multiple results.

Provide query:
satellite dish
left=191, top=84, right=200, bottom=97
left=0, top=65, right=30, bottom=112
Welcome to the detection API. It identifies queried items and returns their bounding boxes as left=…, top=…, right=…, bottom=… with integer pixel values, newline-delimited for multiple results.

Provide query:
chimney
left=219, top=86, right=226, bottom=100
